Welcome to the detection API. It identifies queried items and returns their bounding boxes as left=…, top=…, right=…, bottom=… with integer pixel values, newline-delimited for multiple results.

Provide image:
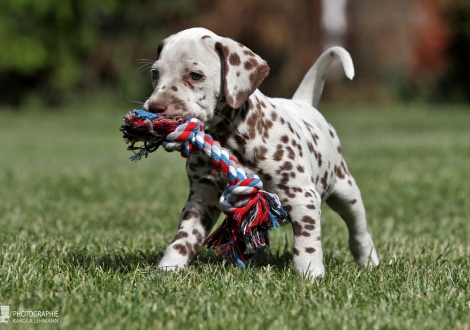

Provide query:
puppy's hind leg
left=326, top=172, right=379, bottom=268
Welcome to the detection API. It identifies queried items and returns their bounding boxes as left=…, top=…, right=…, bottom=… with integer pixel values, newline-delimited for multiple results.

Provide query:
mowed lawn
left=1, top=103, right=469, bottom=329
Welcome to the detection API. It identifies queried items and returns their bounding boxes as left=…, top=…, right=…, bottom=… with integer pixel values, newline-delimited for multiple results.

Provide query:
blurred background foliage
left=0, top=0, right=469, bottom=108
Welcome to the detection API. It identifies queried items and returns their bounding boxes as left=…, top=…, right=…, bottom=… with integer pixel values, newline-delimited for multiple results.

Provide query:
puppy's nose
left=148, top=101, right=168, bottom=113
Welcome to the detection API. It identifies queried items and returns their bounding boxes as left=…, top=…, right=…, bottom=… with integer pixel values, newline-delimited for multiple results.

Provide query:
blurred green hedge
left=1, top=0, right=470, bottom=107
left=0, top=0, right=198, bottom=106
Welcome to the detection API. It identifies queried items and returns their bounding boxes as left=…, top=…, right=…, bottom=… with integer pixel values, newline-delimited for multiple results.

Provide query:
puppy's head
left=144, top=28, right=269, bottom=125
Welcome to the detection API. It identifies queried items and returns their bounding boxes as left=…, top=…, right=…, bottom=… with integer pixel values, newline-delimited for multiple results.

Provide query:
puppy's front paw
left=300, top=266, right=325, bottom=282
left=293, top=258, right=325, bottom=282
left=153, top=264, right=183, bottom=275
left=154, top=248, right=190, bottom=274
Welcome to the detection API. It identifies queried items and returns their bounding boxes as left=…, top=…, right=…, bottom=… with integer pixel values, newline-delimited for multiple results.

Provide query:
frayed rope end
left=204, top=190, right=289, bottom=267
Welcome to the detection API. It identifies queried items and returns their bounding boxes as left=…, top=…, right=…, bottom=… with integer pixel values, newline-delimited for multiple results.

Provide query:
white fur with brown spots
left=145, top=27, right=379, bottom=280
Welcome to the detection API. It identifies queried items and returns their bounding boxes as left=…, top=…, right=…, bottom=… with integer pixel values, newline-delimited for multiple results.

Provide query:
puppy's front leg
left=156, top=153, right=222, bottom=272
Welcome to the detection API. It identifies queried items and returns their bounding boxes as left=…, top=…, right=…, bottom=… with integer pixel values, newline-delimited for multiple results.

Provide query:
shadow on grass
left=63, top=232, right=347, bottom=274
left=191, top=247, right=294, bottom=271
left=64, top=244, right=298, bottom=274
left=65, top=248, right=165, bottom=274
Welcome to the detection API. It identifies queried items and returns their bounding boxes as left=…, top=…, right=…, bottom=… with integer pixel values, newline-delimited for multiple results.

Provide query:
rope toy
left=120, top=110, right=289, bottom=267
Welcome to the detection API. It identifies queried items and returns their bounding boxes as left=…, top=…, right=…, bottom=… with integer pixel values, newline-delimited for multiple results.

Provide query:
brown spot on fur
left=193, top=229, right=203, bottom=243
left=171, top=231, right=188, bottom=243
left=292, top=222, right=303, bottom=236
left=273, top=145, right=284, bottom=161
left=286, top=146, right=295, bottom=160
left=278, top=185, right=295, bottom=198
left=287, top=122, right=294, bottom=134
left=283, top=204, right=292, bottom=212
left=317, top=152, right=323, bottom=168
left=341, top=160, right=350, bottom=176
left=243, top=50, right=256, bottom=57
left=229, top=53, right=241, bottom=66
left=293, top=248, right=300, bottom=256
left=296, top=165, right=305, bottom=173
left=244, top=58, right=258, bottom=71
left=170, top=96, right=188, bottom=111
left=329, top=130, right=335, bottom=138
left=335, top=165, right=345, bottom=179
left=321, top=171, right=328, bottom=190
left=173, top=244, right=188, bottom=256
left=281, top=135, right=289, bottom=143
left=277, top=161, right=293, bottom=173
left=252, top=145, right=268, bottom=161
left=305, top=247, right=316, bottom=254
left=307, top=142, right=314, bottom=153
left=305, top=191, right=313, bottom=198
left=306, top=204, right=316, bottom=210
left=293, top=221, right=312, bottom=237
left=201, top=35, right=212, bottom=39
left=182, top=210, right=199, bottom=221
left=313, top=134, right=319, bottom=145
left=350, top=199, right=357, bottom=205
left=185, top=241, right=196, bottom=258
left=171, top=86, right=178, bottom=92
left=234, top=134, right=246, bottom=147
left=302, top=216, right=316, bottom=225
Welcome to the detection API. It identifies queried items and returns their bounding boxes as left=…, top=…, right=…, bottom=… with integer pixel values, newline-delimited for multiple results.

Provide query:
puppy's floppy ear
left=157, top=40, right=165, bottom=59
left=215, top=38, right=269, bottom=109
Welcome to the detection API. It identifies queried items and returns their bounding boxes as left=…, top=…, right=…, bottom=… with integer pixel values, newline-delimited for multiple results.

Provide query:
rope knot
left=220, top=175, right=263, bottom=213
left=162, top=118, right=201, bottom=157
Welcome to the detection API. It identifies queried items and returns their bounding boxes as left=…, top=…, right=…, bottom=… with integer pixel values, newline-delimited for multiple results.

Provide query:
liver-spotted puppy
left=144, top=27, right=379, bottom=280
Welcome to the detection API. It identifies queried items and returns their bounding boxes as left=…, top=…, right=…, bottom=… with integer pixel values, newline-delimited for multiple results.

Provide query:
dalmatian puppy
left=144, top=27, right=379, bottom=280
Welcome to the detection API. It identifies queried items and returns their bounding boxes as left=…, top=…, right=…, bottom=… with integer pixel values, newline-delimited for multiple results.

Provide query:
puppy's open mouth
left=120, top=110, right=184, bottom=161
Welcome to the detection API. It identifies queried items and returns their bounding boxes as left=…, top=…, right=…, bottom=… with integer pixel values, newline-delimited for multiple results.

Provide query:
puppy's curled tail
left=292, top=47, right=354, bottom=109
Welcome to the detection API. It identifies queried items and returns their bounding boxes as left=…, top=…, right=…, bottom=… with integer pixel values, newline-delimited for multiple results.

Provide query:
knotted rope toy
left=120, top=110, right=289, bottom=267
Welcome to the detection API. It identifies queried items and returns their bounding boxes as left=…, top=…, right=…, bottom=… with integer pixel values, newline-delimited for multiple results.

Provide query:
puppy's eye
left=151, top=70, right=159, bottom=81
left=190, top=72, right=203, bottom=81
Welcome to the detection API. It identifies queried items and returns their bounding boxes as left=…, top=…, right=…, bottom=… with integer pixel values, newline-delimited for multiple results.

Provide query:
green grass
left=1, top=103, right=469, bottom=329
